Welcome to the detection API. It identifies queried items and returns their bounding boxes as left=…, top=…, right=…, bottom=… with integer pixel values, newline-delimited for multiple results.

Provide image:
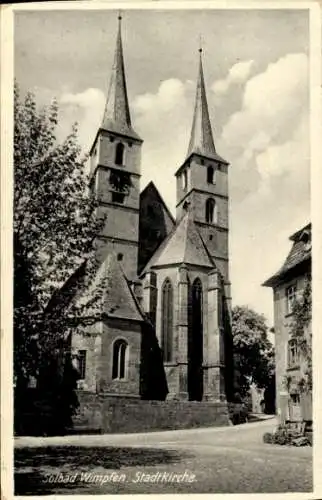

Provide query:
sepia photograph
left=2, top=1, right=317, bottom=496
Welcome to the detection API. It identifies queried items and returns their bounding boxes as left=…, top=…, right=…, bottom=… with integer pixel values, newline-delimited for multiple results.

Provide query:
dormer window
left=115, top=142, right=125, bottom=165
left=300, top=230, right=311, bottom=252
left=207, top=166, right=214, bottom=184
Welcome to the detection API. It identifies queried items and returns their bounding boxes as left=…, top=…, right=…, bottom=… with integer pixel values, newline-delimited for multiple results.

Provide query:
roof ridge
left=139, top=216, right=182, bottom=276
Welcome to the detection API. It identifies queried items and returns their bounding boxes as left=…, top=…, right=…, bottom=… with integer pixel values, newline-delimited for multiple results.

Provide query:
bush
left=263, top=424, right=311, bottom=446
left=228, top=401, right=249, bottom=425
left=274, top=427, right=289, bottom=445
left=263, top=432, right=274, bottom=444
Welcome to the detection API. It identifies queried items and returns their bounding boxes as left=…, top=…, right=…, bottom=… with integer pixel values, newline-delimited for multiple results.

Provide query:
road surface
left=14, top=417, right=313, bottom=494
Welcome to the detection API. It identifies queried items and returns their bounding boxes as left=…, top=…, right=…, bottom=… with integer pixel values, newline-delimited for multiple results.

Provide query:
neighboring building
left=68, top=15, right=235, bottom=408
left=263, top=223, right=311, bottom=420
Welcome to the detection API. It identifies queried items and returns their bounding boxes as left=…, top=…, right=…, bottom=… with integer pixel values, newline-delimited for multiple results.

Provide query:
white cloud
left=133, top=78, right=193, bottom=213
left=230, top=60, right=255, bottom=81
left=212, top=59, right=254, bottom=95
left=59, top=87, right=105, bottom=152
left=219, top=53, right=309, bottom=186
left=134, top=78, right=186, bottom=114
left=219, top=53, right=310, bottom=323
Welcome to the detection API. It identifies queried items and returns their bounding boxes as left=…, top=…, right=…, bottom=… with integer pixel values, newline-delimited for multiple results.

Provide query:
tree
left=232, top=306, right=275, bottom=398
left=289, top=276, right=312, bottom=393
left=14, top=81, right=106, bottom=391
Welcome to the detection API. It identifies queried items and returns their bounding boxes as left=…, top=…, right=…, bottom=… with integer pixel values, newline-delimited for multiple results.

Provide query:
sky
left=14, top=7, right=311, bottom=328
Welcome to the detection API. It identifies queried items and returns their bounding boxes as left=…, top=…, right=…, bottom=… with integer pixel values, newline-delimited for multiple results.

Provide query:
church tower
left=89, top=15, right=143, bottom=282
left=175, top=48, right=229, bottom=283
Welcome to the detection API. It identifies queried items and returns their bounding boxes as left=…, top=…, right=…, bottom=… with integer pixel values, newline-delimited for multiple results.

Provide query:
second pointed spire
left=186, top=48, right=217, bottom=160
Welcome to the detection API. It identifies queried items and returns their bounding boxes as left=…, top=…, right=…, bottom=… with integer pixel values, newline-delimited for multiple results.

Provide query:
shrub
left=274, top=429, right=288, bottom=445
left=228, top=401, right=248, bottom=425
left=263, top=432, right=274, bottom=444
left=263, top=424, right=312, bottom=446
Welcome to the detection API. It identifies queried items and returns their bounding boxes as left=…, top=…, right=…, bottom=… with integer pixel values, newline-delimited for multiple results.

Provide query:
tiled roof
left=140, top=181, right=175, bottom=225
left=49, top=253, right=144, bottom=322
left=263, top=223, right=311, bottom=287
left=140, top=209, right=215, bottom=274
left=138, top=181, right=175, bottom=274
left=91, top=253, right=144, bottom=321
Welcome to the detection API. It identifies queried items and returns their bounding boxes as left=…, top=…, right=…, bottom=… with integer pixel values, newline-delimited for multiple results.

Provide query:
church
left=70, top=15, right=235, bottom=417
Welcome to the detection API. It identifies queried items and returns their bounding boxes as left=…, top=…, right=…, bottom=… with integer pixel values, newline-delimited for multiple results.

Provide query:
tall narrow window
left=78, top=350, right=87, bottom=380
left=207, top=166, right=214, bottom=184
left=288, top=339, right=299, bottom=368
left=286, top=284, right=297, bottom=315
left=206, top=198, right=216, bottom=224
left=182, top=169, right=188, bottom=191
left=115, top=142, right=125, bottom=165
left=161, top=278, right=173, bottom=362
left=112, top=339, right=128, bottom=379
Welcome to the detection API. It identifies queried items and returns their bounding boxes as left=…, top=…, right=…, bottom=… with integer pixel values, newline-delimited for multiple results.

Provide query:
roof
left=140, top=181, right=175, bottom=225
left=140, top=209, right=215, bottom=274
left=88, top=252, right=144, bottom=321
left=289, top=222, right=311, bottom=242
left=175, top=151, right=228, bottom=177
left=47, top=252, right=144, bottom=323
left=185, top=49, right=220, bottom=162
left=263, top=223, right=311, bottom=287
left=100, top=16, right=141, bottom=142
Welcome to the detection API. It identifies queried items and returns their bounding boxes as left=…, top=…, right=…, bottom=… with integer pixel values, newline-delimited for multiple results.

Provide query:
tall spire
left=101, top=14, right=140, bottom=140
left=186, top=47, right=217, bottom=160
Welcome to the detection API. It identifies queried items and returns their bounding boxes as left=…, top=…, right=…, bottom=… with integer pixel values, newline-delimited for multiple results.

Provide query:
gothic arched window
left=115, top=142, right=125, bottom=165
left=206, top=198, right=217, bottom=224
left=207, top=166, right=214, bottom=184
left=112, top=339, right=128, bottom=379
left=161, top=278, right=173, bottom=362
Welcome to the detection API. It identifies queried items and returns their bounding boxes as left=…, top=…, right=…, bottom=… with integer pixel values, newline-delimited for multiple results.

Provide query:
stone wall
left=73, top=392, right=229, bottom=434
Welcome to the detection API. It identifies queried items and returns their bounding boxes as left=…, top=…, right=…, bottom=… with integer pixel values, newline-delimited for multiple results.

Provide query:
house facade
left=263, top=223, right=312, bottom=421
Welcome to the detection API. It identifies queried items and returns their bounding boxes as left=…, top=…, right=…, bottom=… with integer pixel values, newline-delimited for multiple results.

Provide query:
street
left=14, top=417, right=312, bottom=494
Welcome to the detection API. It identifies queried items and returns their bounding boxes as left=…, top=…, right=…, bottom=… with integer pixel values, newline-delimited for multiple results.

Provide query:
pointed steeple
left=186, top=47, right=217, bottom=160
left=101, top=14, right=141, bottom=141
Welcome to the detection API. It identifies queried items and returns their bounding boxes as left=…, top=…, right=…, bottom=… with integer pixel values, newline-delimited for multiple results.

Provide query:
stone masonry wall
left=73, top=392, right=229, bottom=433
